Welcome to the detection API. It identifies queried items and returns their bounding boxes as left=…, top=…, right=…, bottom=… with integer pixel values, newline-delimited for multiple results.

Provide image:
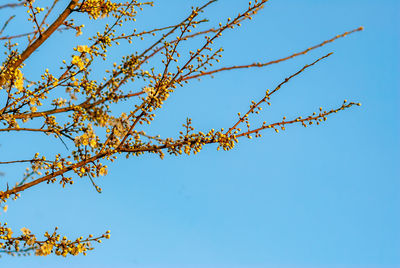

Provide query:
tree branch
left=0, top=0, right=78, bottom=86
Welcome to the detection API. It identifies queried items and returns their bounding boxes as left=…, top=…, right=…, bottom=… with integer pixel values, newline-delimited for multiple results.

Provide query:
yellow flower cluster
left=52, top=97, right=67, bottom=107
left=108, top=113, right=130, bottom=139
left=98, top=166, right=108, bottom=176
left=74, top=124, right=98, bottom=148
left=0, top=66, right=24, bottom=91
left=71, top=46, right=93, bottom=70
left=20, top=227, right=30, bottom=235
left=36, top=242, right=53, bottom=256
left=71, top=55, right=86, bottom=70
left=0, top=223, right=110, bottom=257
left=14, top=68, right=24, bottom=91
left=80, top=0, right=119, bottom=20
left=77, top=45, right=92, bottom=54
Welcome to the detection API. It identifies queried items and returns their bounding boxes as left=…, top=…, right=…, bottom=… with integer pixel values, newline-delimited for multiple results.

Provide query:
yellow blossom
left=74, top=124, right=98, bottom=148
left=99, top=166, right=108, bottom=176
left=14, top=68, right=24, bottom=90
left=77, top=45, right=91, bottom=53
left=20, top=227, right=31, bottom=235
left=26, top=237, right=36, bottom=246
left=35, top=242, right=53, bottom=256
left=72, top=55, right=85, bottom=70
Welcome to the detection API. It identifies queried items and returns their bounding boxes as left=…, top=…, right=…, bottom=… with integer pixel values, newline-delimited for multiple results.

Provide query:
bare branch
left=182, top=27, right=364, bottom=81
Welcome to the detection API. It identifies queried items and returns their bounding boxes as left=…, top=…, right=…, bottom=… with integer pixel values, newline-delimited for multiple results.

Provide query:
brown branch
left=10, top=89, right=145, bottom=120
left=0, top=0, right=78, bottom=82
left=0, top=159, right=51, bottom=165
left=182, top=27, right=364, bottom=81
left=0, top=152, right=108, bottom=198
left=141, top=13, right=252, bottom=63
left=112, top=19, right=209, bottom=41
left=10, top=107, right=74, bottom=119
left=0, top=127, right=54, bottom=133
left=39, top=0, right=60, bottom=31
left=0, top=31, right=32, bottom=41
left=0, top=26, right=69, bottom=41
left=172, top=1, right=268, bottom=86
left=27, top=0, right=43, bottom=37
left=0, top=15, right=15, bottom=36
left=0, top=2, right=25, bottom=10
left=138, top=0, right=217, bottom=59
left=237, top=102, right=360, bottom=137
left=226, top=52, right=333, bottom=135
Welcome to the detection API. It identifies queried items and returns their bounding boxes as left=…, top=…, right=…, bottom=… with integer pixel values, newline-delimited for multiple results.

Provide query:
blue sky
left=1, top=0, right=399, bottom=267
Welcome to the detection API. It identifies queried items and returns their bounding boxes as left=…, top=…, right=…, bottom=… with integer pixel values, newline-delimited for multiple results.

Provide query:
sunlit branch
left=182, top=27, right=363, bottom=81
left=0, top=15, right=16, bottom=36
left=0, top=2, right=25, bottom=10
left=237, top=101, right=361, bottom=137
left=226, top=52, right=333, bottom=135
left=0, top=0, right=78, bottom=85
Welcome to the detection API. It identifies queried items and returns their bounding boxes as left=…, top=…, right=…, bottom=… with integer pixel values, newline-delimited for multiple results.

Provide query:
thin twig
left=182, top=27, right=363, bottom=81
left=0, top=15, right=16, bottom=36
left=0, top=2, right=25, bottom=10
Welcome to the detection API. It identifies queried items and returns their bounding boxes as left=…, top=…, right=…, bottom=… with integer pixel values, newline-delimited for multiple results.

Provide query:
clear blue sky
left=1, top=0, right=399, bottom=267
